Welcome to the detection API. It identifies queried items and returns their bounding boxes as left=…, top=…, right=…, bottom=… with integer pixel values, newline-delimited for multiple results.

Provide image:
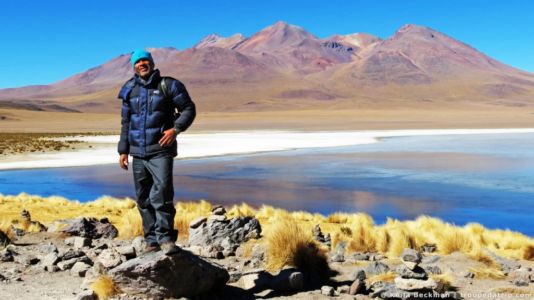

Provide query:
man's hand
left=119, top=154, right=129, bottom=170
left=159, top=128, right=178, bottom=147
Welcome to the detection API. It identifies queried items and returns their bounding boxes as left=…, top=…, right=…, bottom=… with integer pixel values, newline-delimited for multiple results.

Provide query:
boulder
left=188, top=216, right=261, bottom=254
left=60, top=249, right=86, bottom=261
left=41, top=252, right=60, bottom=267
left=62, top=217, right=118, bottom=239
left=108, top=250, right=229, bottom=298
left=349, top=279, right=366, bottom=295
left=96, top=249, right=122, bottom=269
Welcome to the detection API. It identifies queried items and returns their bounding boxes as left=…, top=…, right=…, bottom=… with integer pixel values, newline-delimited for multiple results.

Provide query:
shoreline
left=2, top=128, right=534, bottom=170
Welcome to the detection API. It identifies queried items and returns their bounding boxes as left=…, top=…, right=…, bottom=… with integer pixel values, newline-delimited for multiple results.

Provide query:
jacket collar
left=134, top=69, right=161, bottom=87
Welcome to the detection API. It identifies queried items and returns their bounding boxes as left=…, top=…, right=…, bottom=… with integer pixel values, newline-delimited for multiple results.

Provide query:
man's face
left=134, top=59, right=154, bottom=78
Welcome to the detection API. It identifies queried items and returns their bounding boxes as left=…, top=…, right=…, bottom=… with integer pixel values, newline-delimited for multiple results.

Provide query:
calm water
left=1, top=133, right=533, bottom=236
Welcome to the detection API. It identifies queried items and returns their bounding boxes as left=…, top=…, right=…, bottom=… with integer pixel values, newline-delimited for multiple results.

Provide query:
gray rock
left=117, top=245, right=136, bottom=259
left=0, top=230, right=11, bottom=247
left=423, top=265, right=442, bottom=275
left=14, top=254, right=39, bottom=266
left=71, top=262, right=91, bottom=277
left=38, top=242, right=58, bottom=254
left=421, top=255, right=441, bottom=264
left=131, top=236, right=144, bottom=254
left=394, top=277, right=438, bottom=291
left=108, top=250, right=229, bottom=298
left=45, top=265, right=60, bottom=273
left=251, top=244, right=266, bottom=262
left=331, top=253, right=344, bottom=262
left=58, top=256, right=92, bottom=271
left=41, top=252, right=60, bottom=266
left=396, top=264, right=428, bottom=279
left=365, top=261, right=390, bottom=275
left=62, top=217, right=118, bottom=239
left=74, top=237, right=92, bottom=249
left=64, top=237, right=76, bottom=246
left=188, top=216, right=261, bottom=254
left=76, top=289, right=97, bottom=300
left=401, top=248, right=422, bottom=270
left=0, top=249, right=14, bottom=262
left=96, top=249, right=122, bottom=269
left=422, top=243, right=437, bottom=253
left=337, top=285, right=350, bottom=294
left=461, top=271, right=475, bottom=278
left=321, top=285, right=335, bottom=296
left=212, top=206, right=226, bottom=216
left=61, top=249, right=86, bottom=261
left=208, top=214, right=227, bottom=222
left=189, top=217, right=207, bottom=229
left=509, top=268, right=531, bottom=286
left=351, top=269, right=366, bottom=281
left=352, top=252, right=370, bottom=261
left=349, top=279, right=366, bottom=295
left=488, top=251, right=521, bottom=274
left=270, top=268, right=304, bottom=292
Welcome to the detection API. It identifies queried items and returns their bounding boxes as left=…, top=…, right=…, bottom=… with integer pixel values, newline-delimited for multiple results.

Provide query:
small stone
left=212, top=206, right=226, bottom=216
left=351, top=269, right=366, bottom=281
left=337, top=285, right=350, bottom=294
left=131, top=236, right=144, bottom=254
left=61, top=249, right=86, bottom=261
left=0, top=249, right=14, bottom=262
left=394, top=277, right=438, bottom=291
left=461, top=271, right=475, bottom=278
left=116, top=245, right=136, bottom=259
left=365, top=261, right=390, bottom=275
left=401, top=248, right=422, bottom=270
left=423, top=265, right=442, bottom=275
left=352, top=253, right=370, bottom=261
left=208, top=214, right=227, bottom=222
left=71, top=262, right=91, bottom=277
left=509, top=268, right=531, bottom=286
left=39, top=242, right=58, bottom=254
left=45, top=265, right=60, bottom=273
left=422, top=243, right=437, bottom=253
left=189, top=217, right=207, bottom=229
left=321, top=285, right=335, bottom=296
left=331, top=253, right=344, bottom=262
left=349, top=279, right=366, bottom=295
left=41, top=252, right=60, bottom=266
left=396, top=264, right=428, bottom=279
left=96, top=249, right=122, bottom=269
left=76, top=289, right=97, bottom=300
left=74, top=237, right=91, bottom=249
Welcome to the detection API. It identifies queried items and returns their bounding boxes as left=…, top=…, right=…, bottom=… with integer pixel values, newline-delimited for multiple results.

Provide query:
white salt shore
left=1, top=128, right=534, bottom=170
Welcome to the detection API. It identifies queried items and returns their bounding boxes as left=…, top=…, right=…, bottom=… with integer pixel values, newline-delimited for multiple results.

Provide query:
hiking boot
left=160, top=242, right=181, bottom=255
left=143, top=244, right=160, bottom=254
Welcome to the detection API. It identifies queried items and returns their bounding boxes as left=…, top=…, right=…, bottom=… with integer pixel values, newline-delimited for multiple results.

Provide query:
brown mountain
left=1, top=22, right=533, bottom=115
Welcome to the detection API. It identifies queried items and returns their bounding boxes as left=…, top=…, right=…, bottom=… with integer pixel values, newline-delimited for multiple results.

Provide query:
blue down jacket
left=117, top=70, right=196, bottom=157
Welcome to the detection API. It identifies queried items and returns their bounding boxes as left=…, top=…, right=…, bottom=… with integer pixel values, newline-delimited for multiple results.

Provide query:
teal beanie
left=130, top=49, right=154, bottom=66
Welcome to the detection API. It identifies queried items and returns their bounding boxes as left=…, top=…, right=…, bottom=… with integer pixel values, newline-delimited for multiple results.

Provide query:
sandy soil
left=2, top=108, right=534, bottom=133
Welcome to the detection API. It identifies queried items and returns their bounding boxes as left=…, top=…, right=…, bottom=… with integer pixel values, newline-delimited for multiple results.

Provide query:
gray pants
left=132, top=153, right=177, bottom=245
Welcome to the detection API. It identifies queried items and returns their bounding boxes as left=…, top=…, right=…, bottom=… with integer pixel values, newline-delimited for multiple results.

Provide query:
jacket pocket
left=130, top=97, right=140, bottom=114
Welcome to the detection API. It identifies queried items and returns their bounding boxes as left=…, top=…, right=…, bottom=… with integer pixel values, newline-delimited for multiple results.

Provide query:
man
left=117, top=49, right=196, bottom=255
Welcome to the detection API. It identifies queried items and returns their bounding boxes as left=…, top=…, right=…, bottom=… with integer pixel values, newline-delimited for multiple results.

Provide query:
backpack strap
left=158, top=76, right=171, bottom=100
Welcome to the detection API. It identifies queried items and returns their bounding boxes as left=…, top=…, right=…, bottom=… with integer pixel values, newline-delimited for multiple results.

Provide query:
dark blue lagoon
left=1, top=133, right=533, bottom=236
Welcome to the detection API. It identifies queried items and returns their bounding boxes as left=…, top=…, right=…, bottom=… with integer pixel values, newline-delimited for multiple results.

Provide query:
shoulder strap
left=158, top=77, right=171, bottom=100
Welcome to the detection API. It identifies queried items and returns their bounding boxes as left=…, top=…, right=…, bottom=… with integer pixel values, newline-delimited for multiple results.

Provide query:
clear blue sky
left=1, top=0, right=532, bottom=89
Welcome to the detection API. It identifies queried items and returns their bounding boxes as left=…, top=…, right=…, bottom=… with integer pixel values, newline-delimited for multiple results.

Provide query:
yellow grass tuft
left=265, top=218, right=329, bottom=280
left=468, top=267, right=506, bottom=279
left=366, top=271, right=396, bottom=286
left=491, top=287, right=534, bottom=296
left=1, top=193, right=533, bottom=264
left=90, top=275, right=119, bottom=300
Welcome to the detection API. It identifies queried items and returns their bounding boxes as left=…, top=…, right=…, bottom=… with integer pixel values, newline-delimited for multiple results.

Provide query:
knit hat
left=130, top=49, right=153, bottom=66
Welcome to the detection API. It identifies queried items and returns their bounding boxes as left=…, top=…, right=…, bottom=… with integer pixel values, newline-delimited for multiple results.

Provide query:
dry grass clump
left=90, top=275, right=119, bottom=299
left=491, top=287, right=534, bottom=295
left=265, top=218, right=329, bottom=280
left=366, top=271, right=396, bottom=286
left=468, top=267, right=506, bottom=279
left=0, top=132, right=89, bottom=155
left=1, top=193, right=533, bottom=264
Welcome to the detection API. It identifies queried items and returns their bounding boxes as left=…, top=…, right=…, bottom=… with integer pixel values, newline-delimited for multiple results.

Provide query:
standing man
left=118, top=49, right=196, bottom=255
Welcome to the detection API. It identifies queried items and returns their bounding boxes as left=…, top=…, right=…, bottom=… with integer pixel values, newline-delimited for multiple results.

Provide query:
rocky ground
left=1, top=208, right=533, bottom=300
